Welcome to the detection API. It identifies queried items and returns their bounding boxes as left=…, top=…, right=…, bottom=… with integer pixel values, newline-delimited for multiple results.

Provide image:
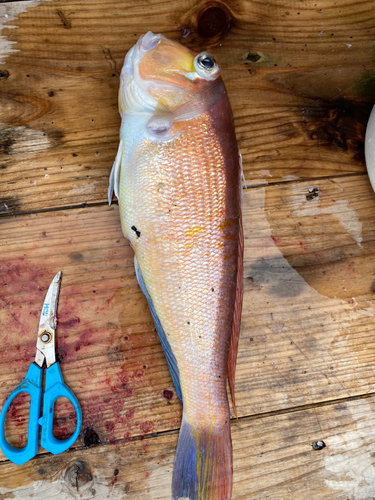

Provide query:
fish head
left=119, top=32, right=224, bottom=123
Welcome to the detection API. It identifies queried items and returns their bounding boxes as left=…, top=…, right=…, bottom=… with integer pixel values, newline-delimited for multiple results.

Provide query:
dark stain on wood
left=0, top=126, right=64, bottom=163
left=56, top=10, right=72, bottom=29
left=82, top=427, right=101, bottom=447
left=69, top=252, right=84, bottom=262
left=0, top=70, right=10, bottom=81
left=301, top=99, right=372, bottom=164
left=0, top=128, right=15, bottom=156
left=356, top=70, right=375, bottom=102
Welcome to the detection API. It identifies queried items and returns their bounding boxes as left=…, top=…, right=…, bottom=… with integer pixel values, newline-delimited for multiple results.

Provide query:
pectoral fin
left=108, top=139, right=124, bottom=205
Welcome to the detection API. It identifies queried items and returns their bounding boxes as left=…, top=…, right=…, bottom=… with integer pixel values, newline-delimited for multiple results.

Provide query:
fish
left=108, top=31, right=243, bottom=500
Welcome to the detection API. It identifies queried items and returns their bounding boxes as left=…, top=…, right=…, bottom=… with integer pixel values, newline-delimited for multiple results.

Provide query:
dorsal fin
left=227, top=167, right=244, bottom=417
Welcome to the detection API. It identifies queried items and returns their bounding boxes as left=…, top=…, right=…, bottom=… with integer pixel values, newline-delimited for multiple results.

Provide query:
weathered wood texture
left=1, top=0, right=375, bottom=498
left=0, top=0, right=374, bottom=214
left=1, top=397, right=375, bottom=499
left=1, top=177, right=375, bottom=453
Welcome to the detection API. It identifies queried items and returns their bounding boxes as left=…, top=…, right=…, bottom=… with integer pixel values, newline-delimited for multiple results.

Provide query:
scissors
left=0, top=272, right=82, bottom=466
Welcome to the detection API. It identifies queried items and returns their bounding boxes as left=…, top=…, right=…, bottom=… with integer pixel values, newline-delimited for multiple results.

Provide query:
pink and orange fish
left=109, top=32, right=243, bottom=500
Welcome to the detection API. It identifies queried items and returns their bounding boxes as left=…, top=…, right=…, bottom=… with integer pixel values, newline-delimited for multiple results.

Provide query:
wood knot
left=65, top=460, right=93, bottom=491
left=181, top=1, right=232, bottom=45
left=197, top=5, right=231, bottom=39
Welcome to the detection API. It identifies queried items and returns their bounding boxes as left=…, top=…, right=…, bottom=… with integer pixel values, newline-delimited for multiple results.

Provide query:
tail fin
left=172, top=414, right=232, bottom=500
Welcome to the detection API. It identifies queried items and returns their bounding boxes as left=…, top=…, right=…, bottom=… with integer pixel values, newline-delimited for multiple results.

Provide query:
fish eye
left=194, top=52, right=220, bottom=80
left=199, top=55, right=215, bottom=69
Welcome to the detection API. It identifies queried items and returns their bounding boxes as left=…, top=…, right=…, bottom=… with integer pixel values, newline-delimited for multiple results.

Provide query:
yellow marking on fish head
left=138, top=38, right=197, bottom=90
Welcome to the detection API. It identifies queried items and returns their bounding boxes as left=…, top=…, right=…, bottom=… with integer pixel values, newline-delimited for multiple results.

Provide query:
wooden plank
left=1, top=0, right=374, bottom=214
left=1, top=174, right=375, bottom=460
left=0, top=396, right=375, bottom=499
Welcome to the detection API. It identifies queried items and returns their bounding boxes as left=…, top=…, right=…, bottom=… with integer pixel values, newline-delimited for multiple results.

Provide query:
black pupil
left=201, top=57, right=214, bottom=69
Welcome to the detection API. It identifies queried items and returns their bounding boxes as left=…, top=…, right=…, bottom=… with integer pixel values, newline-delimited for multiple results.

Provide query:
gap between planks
left=0, top=171, right=369, bottom=220
left=1, top=387, right=373, bottom=466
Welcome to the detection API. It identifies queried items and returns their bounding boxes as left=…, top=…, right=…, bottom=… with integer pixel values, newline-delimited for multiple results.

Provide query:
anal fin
left=134, top=257, right=183, bottom=403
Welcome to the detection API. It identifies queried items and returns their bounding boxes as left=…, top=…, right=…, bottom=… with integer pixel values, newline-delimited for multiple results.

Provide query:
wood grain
left=0, top=0, right=374, bottom=214
left=1, top=0, right=375, bottom=497
left=1, top=175, right=375, bottom=459
left=0, top=397, right=375, bottom=499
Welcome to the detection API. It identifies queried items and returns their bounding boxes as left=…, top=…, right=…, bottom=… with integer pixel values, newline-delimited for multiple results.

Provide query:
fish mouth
left=139, top=31, right=162, bottom=53
left=122, top=32, right=161, bottom=78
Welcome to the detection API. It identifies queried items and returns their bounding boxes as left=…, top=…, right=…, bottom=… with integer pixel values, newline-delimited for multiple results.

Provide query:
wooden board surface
left=1, top=397, right=375, bottom=499
left=1, top=0, right=375, bottom=498
left=0, top=0, right=374, bottom=215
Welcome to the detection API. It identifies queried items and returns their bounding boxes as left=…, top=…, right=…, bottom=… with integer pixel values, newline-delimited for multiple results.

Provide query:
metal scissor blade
left=35, top=272, right=62, bottom=368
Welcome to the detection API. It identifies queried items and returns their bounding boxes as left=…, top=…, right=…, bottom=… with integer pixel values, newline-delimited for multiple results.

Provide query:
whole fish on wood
left=109, top=32, right=243, bottom=500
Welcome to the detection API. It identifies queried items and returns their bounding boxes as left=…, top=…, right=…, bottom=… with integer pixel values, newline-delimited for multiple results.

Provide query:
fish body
left=109, top=32, right=243, bottom=500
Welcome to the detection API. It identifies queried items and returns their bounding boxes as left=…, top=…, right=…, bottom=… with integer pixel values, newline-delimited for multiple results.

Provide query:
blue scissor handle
left=39, top=362, right=82, bottom=455
left=0, top=363, right=43, bottom=466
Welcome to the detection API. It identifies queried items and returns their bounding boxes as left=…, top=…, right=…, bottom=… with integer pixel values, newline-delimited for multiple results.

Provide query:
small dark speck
left=124, top=336, right=129, bottom=341
left=306, top=187, right=320, bottom=201
left=163, top=389, right=173, bottom=400
left=48, top=91, right=55, bottom=97
left=131, top=225, right=141, bottom=237
left=72, top=153, right=78, bottom=157
left=250, top=338, right=253, bottom=341
left=187, top=321, right=190, bottom=325
left=93, top=290, right=96, bottom=293
left=312, top=440, right=326, bottom=450
left=114, top=469, right=119, bottom=476
left=211, top=287, right=214, bottom=292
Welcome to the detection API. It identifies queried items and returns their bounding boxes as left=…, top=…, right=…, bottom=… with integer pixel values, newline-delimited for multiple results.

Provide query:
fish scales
left=109, top=32, right=242, bottom=500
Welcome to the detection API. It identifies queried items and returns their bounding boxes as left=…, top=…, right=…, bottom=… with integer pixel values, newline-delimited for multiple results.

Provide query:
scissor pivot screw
left=41, top=333, right=51, bottom=343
